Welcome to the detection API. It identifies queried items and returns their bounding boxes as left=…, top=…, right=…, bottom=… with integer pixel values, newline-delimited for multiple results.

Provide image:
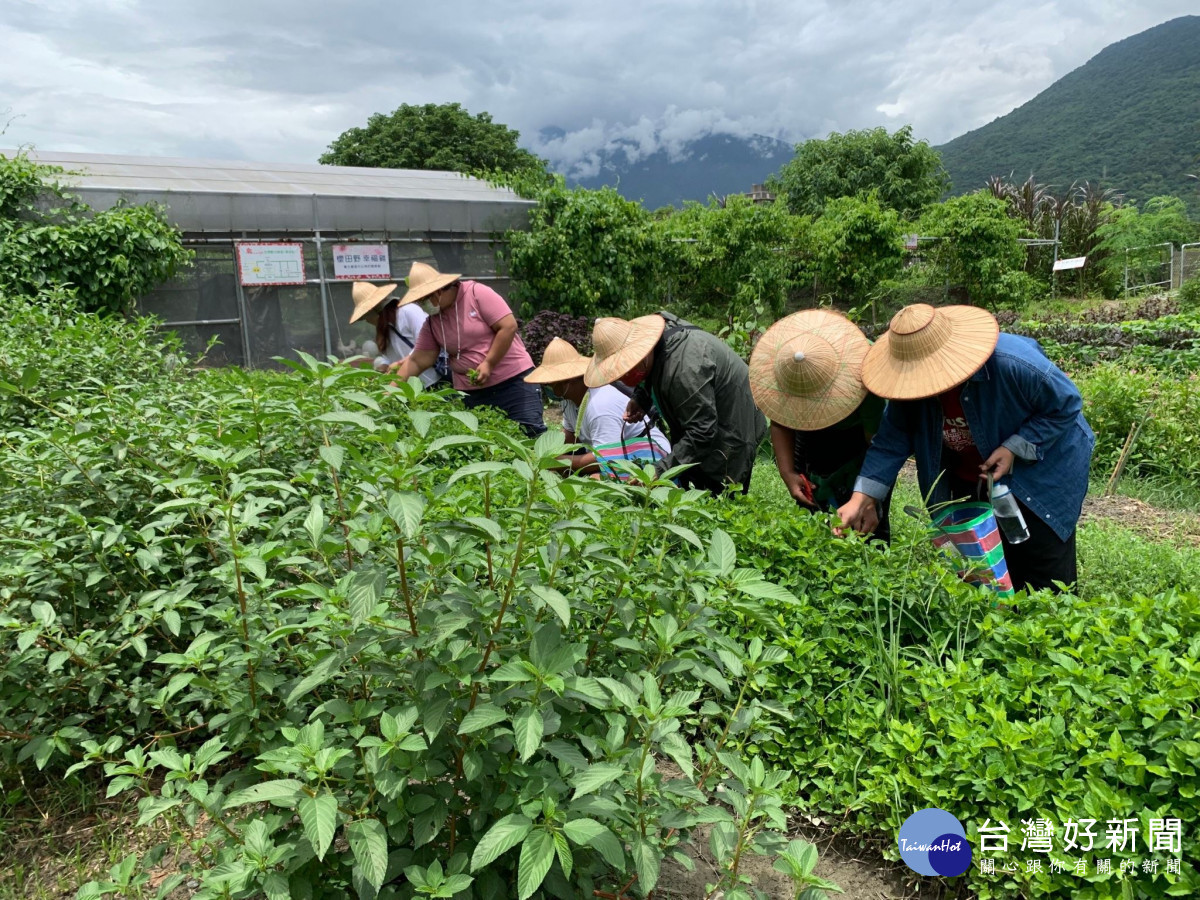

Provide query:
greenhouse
left=25, top=151, right=534, bottom=367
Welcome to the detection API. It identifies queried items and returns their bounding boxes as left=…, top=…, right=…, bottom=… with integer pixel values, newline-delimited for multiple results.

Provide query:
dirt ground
left=1079, top=493, right=1200, bottom=546
left=656, top=819, right=940, bottom=899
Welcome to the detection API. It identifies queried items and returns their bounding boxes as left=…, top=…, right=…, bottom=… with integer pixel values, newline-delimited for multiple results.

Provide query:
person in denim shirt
left=837, top=304, right=1095, bottom=592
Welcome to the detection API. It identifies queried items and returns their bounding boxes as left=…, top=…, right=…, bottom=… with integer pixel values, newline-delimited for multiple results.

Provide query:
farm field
left=4, top=286, right=1200, bottom=900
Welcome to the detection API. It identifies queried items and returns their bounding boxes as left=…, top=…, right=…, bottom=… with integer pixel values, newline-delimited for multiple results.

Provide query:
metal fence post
left=233, top=237, right=253, bottom=366
left=312, top=196, right=333, bottom=359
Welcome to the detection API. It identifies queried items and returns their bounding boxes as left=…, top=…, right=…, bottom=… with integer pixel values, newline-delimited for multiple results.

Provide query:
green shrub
left=1178, top=276, right=1200, bottom=312
left=0, top=290, right=186, bottom=427
left=1075, top=363, right=1200, bottom=485
left=714, top=491, right=1200, bottom=899
left=0, top=152, right=192, bottom=315
left=1, top=350, right=818, bottom=899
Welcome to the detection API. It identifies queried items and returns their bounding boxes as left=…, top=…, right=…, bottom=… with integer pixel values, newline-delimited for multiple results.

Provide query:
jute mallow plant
left=0, top=351, right=817, bottom=900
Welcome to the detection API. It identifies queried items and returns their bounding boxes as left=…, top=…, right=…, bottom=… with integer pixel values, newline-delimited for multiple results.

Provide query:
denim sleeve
left=1001, top=357, right=1084, bottom=463
left=851, top=401, right=914, bottom=501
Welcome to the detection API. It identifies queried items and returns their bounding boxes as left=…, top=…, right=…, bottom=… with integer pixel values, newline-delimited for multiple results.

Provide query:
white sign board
left=1053, top=256, right=1087, bottom=271
left=332, top=243, right=391, bottom=279
left=236, top=242, right=307, bottom=286
left=904, top=234, right=921, bottom=251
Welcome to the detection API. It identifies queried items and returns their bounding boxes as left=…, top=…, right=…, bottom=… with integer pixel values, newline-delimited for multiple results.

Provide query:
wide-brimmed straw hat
left=861, top=304, right=999, bottom=400
left=349, top=281, right=398, bottom=324
left=584, top=315, right=666, bottom=388
left=396, top=261, right=461, bottom=308
left=525, top=338, right=590, bottom=384
left=749, top=309, right=872, bottom=431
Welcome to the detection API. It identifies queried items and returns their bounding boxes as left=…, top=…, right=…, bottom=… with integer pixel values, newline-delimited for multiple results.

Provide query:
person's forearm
left=568, top=452, right=599, bottom=473
left=770, top=422, right=799, bottom=486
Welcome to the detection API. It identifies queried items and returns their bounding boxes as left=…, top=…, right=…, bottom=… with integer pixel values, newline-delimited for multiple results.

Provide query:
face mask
left=544, top=384, right=562, bottom=402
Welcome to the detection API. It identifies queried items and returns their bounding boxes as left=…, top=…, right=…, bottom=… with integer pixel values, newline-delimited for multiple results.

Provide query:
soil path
left=1079, top=493, right=1200, bottom=546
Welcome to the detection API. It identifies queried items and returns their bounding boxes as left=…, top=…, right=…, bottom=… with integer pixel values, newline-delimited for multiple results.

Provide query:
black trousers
left=682, top=471, right=751, bottom=497
left=947, top=475, right=1077, bottom=593
left=462, top=368, right=547, bottom=438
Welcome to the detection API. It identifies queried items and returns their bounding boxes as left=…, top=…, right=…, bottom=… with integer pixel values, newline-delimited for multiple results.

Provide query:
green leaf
left=316, top=410, right=377, bottom=432
left=240, top=555, right=267, bottom=581
left=517, top=829, right=556, bottom=900
left=662, top=523, right=703, bottom=549
left=532, top=585, right=570, bottom=627
left=447, top=461, right=510, bottom=485
left=427, top=434, right=487, bottom=454
left=631, top=836, right=660, bottom=892
left=736, top=579, right=799, bottom=603
left=470, top=814, right=532, bottom=871
left=342, top=390, right=381, bottom=412
left=458, top=705, right=508, bottom=735
left=571, top=763, right=624, bottom=799
left=19, top=365, right=40, bottom=391
left=346, top=818, right=389, bottom=891
left=553, top=831, right=573, bottom=880
left=386, top=491, right=426, bottom=540
left=135, top=796, right=181, bottom=827
left=304, top=499, right=325, bottom=546
left=30, top=601, right=55, bottom=627
left=708, top=529, right=736, bottom=575
left=318, top=443, right=345, bottom=471
left=513, top=706, right=543, bottom=762
left=161, top=609, right=181, bottom=637
left=298, top=792, right=338, bottom=860
left=222, top=778, right=304, bottom=809
left=286, top=648, right=351, bottom=706
left=462, top=515, right=503, bottom=542
left=262, top=873, right=290, bottom=900
left=347, top=572, right=382, bottom=627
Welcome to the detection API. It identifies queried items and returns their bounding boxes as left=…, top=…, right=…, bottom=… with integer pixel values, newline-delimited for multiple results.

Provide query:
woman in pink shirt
left=389, top=262, right=546, bottom=436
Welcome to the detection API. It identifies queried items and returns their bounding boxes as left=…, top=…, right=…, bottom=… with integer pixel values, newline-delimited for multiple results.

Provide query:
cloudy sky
left=1, top=0, right=1194, bottom=177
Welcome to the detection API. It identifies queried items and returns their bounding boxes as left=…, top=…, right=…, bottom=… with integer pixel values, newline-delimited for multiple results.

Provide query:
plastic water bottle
left=991, top=483, right=1030, bottom=544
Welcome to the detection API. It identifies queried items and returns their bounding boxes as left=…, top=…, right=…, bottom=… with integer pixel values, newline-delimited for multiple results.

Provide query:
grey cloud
left=1, top=0, right=1195, bottom=170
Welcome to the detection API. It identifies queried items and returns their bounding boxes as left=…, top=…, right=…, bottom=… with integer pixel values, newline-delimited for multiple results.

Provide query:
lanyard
left=575, top=392, right=590, bottom=437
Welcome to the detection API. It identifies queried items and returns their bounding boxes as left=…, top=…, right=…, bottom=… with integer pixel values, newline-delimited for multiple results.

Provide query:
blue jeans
left=462, top=367, right=546, bottom=437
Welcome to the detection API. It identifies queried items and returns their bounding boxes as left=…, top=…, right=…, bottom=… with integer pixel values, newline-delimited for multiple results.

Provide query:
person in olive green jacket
left=584, top=312, right=767, bottom=495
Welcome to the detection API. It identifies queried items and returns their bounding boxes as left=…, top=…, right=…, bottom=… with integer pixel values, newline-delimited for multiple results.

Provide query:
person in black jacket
left=584, top=312, right=766, bottom=495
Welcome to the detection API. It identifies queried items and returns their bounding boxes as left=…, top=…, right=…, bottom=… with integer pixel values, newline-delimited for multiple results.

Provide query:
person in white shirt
left=348, top=281, right=440, bottom=388
left=526, top=338, right=669, bottom=474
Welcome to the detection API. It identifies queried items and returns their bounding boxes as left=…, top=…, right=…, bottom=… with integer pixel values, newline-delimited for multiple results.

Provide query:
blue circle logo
left=898, top=808, right=971, bottom=877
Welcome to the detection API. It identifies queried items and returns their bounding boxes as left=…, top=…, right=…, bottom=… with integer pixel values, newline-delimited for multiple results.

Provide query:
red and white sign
left=235, top=242, right=307, bottom=286
left=332, top=243, right=391, bottom=279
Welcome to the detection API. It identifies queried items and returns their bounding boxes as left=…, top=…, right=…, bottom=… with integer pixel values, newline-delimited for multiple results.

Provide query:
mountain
left=937, top=16, right=1200, bottom=212
left=556, top=132, right=794, bottom=209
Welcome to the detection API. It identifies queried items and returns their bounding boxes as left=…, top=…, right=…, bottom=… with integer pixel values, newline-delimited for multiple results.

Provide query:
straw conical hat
left=349, top=281, right=397, bottom=324
left=861, top=304, right=999, bottom=400
left=749, top=310, right=871, bottom=431
left=584, top=315, right=666, bottom=387
left=525, top=338, right=591, bottom=383
left=396, top=261, right=462, bottom=308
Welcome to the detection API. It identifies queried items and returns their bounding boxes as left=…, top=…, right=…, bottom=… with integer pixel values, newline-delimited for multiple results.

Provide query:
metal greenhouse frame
left=23, top=151, right=535, bottom=368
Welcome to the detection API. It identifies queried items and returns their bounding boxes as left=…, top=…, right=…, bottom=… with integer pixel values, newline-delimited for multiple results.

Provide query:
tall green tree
left=0, top=153, right=191, bottom=315
left=504, top=177, right=665, bottom=317
left=320, top=102, right=549, bottom=181
left=810, top=193, right=905, bottom=306
left=658, top=195, right=811, bottom=318
left=771, top=125, right=949, bottom=220
left=919, top=192, right=1033, bottom=309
